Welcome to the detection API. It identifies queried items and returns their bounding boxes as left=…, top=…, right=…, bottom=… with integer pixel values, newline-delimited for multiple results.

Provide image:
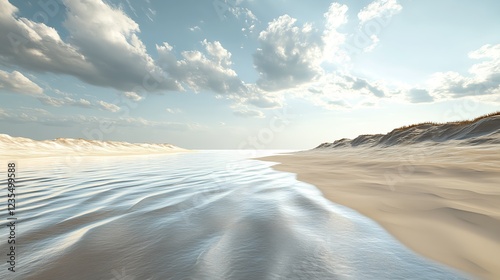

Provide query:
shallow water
left=0, top=151, right=469, bottom=279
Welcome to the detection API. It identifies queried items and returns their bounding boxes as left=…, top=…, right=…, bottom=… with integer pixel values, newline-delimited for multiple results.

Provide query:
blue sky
left=0, top=0, right=499, bottom=149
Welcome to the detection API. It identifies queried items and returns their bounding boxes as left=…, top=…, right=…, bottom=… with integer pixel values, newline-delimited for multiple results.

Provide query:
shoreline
left=260, top=144, right=500, bottom=280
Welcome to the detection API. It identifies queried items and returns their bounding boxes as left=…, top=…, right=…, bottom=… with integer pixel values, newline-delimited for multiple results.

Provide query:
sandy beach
left=261, top=116, right=500, bottom=279
left=0, top=134, right=187, bottom=159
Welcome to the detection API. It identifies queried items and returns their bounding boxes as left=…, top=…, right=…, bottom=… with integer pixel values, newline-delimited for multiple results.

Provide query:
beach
left=0, top=134, right=187, bottom=159
left=261, top=142, right=500, bottom=279
left=0, top=151, right=467, bottom=279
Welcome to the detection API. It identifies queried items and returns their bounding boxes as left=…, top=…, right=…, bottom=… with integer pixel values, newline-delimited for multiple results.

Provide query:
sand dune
left=261, top=112, right=500, bottom=280
left=0, top=134, right=186, bottom=158
left=317, top=112, right=500, bottom=148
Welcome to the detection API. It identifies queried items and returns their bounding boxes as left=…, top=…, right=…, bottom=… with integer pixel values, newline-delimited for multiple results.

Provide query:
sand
left=0, top=134, right=187, bottom=159
left=261, top=143, right=500, bottom=279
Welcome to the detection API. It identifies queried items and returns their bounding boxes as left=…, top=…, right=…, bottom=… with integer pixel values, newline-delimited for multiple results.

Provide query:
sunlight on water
left=0, top=151, right=469, bottom=279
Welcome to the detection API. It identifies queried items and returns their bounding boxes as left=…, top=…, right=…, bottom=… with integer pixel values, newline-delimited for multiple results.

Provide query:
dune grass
left=392, top=111, right=500, bottom=132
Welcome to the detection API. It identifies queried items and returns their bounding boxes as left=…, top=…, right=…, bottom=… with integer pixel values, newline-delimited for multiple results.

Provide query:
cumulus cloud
left=0, top=70, right=43, bottom=95
left=61, top=0, right=180, bottom=91
left=0, top=0, right=389, bottom=116
left=428, top=44, right=500, bottom=98
left=157, top=40, right=247, bottom=95
left=289, top=73, right=389, bottom=110
left=252, top=4, right=351, bottom=91
left=399, top=44, right=500, bottom=104
left=254, top=15, right=324, bottom=91
left=0, top=0, right=181, bottom=92
left=0, top=0, right=89, bottom=74
left=357, top=0, right=402, bottom=25
left=222, top=83, right=283, bottom=109
left=10, top=0, right=487, bottom=117
left=155, top=39, right=285, bottom=114
left=323, top=3, right=349, bottom=63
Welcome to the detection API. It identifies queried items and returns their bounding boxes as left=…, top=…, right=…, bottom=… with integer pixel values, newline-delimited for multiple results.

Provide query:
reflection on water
left=0, top=151, right=469, bottom=279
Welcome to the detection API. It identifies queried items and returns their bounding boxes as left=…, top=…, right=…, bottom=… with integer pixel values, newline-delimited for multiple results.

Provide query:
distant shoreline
left=0, top=134, right=187, bottom=159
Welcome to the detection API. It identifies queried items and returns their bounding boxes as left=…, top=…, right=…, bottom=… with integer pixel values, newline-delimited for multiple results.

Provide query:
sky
left=0, top=0, right=499, bottom=149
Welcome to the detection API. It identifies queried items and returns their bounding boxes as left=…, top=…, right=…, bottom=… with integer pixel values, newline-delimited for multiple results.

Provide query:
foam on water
left=0, top=151, right=470, bottom=279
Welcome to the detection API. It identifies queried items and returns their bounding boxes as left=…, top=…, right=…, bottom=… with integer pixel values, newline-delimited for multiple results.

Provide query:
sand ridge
left=317, top=112, right=500, bottom=148
left=0, top=134, right=187, bottom=158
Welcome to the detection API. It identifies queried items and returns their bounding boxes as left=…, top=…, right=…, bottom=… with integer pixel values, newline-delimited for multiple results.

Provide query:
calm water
left=0, top=151, right=469, bottom=279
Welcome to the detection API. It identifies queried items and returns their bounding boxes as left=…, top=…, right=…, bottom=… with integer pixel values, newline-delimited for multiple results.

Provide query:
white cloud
left=468, top=44, right=500, bottom=81
left=156, top=39, right=285, bottom=114
left=38, top=96, right=92, bottom=108
left=358, top=0, right=402, bottom=25
left=0, top=108, right=193, bottom=130
left=202, top=39, right=233, bottom=68
left=157, top=40, right=247, bottom=95
left=363, top=34, right=380, bottom=52
left=323, top=3, right=349, bottom=63
left=53, top=88, right=74, bottom=97
left=296, top=44, right=500, bottom=107
left=61, top=0, right=180, bottom=91
left=0, top=0, right=181, bottom=92
left=324, top=2, right=349, bottom=29
left=428, top=44, right=500, bottom=99
left=36, top=95, right=126, bottom=113
left=123, top=91, right=143, bottom=101
left=353, top=0, right=400, bottom=54
left=165, top=108, right=182, bottom=114
left=226, top=83, right=284, bottom=109
left=0, top=108, right=9, bottom=118
left=0, top=0, right=385, bottom=117
left=469, top=44, right=500, bottom=60
left=0, top=70, right=43, bottom=95
left=253, top=15, right=324, bottom=91
left=247, top=95, right=282, bottom=108
left=97, top=100, right=121, bottom=112
left=146, top=7, right=157, bottom=22
left=189, top=26, right=201, bottom=32
left=286, top=73, right=389, bottom=110
left=233, top=108, right=265, bottom=118
left=228, top=6, right=258, bottom=28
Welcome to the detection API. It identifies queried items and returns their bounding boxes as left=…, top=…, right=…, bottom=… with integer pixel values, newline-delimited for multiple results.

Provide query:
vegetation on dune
left=392, top=111, right=500, bottom=132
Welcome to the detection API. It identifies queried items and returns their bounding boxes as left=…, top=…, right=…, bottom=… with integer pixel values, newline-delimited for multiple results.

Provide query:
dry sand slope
left=261, top=113, right=500, bottom=280
left=0, top=134, right=186, bottom=158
